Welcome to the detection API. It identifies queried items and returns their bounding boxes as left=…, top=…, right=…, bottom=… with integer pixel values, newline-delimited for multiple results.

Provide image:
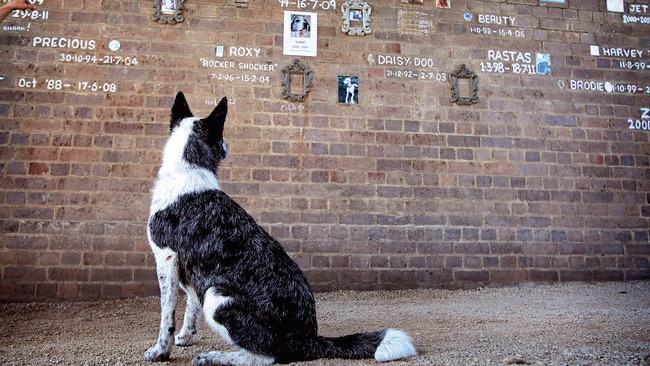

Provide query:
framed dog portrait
left=283, top=11, right=318, bottom=57
left=153, top=0, right=184, bottom=24
left=341, top=0, right=371, bottom=36
left=338, top=76, right=359, bottom=105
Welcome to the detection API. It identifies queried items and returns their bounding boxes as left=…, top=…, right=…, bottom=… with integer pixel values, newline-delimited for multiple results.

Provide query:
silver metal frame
left=341, top=0, right=371, bottom=36
left=153, top=0, right=184, bottom=24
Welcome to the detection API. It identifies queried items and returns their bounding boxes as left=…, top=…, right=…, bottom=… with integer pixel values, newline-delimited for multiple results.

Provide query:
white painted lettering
left=229, top=46, right=261, bottom=57
left=641, top=107, right=650, bottom=119
left=377, top=55, right=411, bottom=66
left=18, top=77, right=37, bottom=88
left=630, top=4, right=649, bottom=13
left=32, top=36, right=96, bottom=50
left=3, top=25, right=26, bottom=31
left=201, top=59, right=236, bottom=69
left=478, top=14, right=516, bottom=25
left=570, top=79, right=604, bottom=91
left=601, top=47, right=644, bottom=58
left=237, top=63, right=275, bottom=72
left=487, top=50, right=532, bottom=63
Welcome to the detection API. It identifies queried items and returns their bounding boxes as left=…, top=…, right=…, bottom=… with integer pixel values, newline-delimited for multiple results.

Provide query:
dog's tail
left=292, top=328, right=416, bottom=362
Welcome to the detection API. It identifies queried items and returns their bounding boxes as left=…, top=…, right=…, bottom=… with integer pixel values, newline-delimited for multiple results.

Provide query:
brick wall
left=0, top=0, right=648, bottom=301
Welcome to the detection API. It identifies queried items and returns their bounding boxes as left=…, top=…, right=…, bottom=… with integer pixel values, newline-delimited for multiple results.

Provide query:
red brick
left=490, top=270, right=527, bottom=283
left=5, top=266, right=47, bottom=281
left=1, top=1, right=648, bottom=301
left=454, top=270, right=489, bottom=283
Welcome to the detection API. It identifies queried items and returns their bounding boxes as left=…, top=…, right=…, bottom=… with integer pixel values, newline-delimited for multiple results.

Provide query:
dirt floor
left=0, top=281, right=648, bottom=366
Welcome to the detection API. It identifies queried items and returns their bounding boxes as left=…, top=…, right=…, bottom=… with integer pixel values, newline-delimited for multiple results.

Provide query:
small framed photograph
left=283, top=11, right=318, bottom=57
left=341, top=0, right=371, bottom=36
left=338, top=76, right=359, bottom=104
left=153, top=0, right=184, bottom=24
left=606, top=0, right=624, bottom=12
left=350, top=9, right=363, bottom=24
left=536, top=53, right=551, bottom=75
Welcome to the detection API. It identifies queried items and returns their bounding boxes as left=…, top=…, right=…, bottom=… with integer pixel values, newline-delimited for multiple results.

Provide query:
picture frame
left=338, top=75, right=359, bottom=104
left=449, top=64, right=478, bottom=105
left=281, top=59, right=314, bottom=103
left=341, top=0, right=371, bottom=36
left=153, top=0, right=184, bottom=24
left=283, top=11, right=318, bottom=57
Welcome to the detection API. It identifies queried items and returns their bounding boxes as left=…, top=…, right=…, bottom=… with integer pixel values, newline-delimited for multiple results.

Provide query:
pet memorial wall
left=0, top=0, right=648, bottom=301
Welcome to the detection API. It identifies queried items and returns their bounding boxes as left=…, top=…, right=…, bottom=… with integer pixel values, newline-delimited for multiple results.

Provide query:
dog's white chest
left=150, top=169, right=220, bottom=214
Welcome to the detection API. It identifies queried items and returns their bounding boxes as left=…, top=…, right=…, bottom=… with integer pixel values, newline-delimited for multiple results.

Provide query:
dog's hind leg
left=192, top=350, right=274, bottom=366
left=175, top=285, right=202, bottom=346
left=194, top=287, right=275, bottom=365
left=145, top=247, right=180, bottom=362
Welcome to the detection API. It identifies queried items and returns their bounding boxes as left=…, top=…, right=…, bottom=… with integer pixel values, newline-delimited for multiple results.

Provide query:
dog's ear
left=170, top=92, right=193, bottom=131
left=202, top=96, right=228, bottom=143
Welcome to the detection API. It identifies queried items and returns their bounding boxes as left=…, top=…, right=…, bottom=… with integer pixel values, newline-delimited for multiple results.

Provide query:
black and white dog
left=144, top=92, right=417, bottom=365
left=290, top=14, right=310, bottom=37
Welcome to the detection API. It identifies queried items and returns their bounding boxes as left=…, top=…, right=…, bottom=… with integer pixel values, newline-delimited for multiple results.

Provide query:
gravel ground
left=0, top=281, right=648, bottom=366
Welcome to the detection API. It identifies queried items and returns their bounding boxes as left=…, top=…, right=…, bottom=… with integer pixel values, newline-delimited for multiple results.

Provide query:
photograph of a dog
left=144, top=92, right=417, bottom=365
left=290, top=14, right=311, bottom=38
left=338, top=75, right=359, bottom=104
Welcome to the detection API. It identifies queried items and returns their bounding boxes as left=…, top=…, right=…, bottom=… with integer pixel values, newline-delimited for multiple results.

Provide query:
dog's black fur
left=144, top=92, right=416, bottom=365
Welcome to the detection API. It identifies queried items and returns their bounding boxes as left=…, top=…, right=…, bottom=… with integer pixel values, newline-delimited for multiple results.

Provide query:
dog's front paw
left=144, top=345, right=170, bottom=362
left=175, top=332, right=195, bottom=347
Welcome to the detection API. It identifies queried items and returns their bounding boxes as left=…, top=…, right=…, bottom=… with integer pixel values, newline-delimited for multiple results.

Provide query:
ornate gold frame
left=281, top=59, right=314, bottom=103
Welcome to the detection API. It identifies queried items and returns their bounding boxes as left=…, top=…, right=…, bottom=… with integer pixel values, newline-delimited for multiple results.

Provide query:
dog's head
left=291, top=15, right=310, bottom=32
left=165, top=92, right=229, bottom=173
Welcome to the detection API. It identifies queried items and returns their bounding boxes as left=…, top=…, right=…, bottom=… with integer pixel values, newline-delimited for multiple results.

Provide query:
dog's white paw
left=144, top=345, right=170, bottom=362
left=175, top=332, right=195, bottom=346
left=192, top=350, right=274, bottom=366
left=192, top=351, right=226, bottom=366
